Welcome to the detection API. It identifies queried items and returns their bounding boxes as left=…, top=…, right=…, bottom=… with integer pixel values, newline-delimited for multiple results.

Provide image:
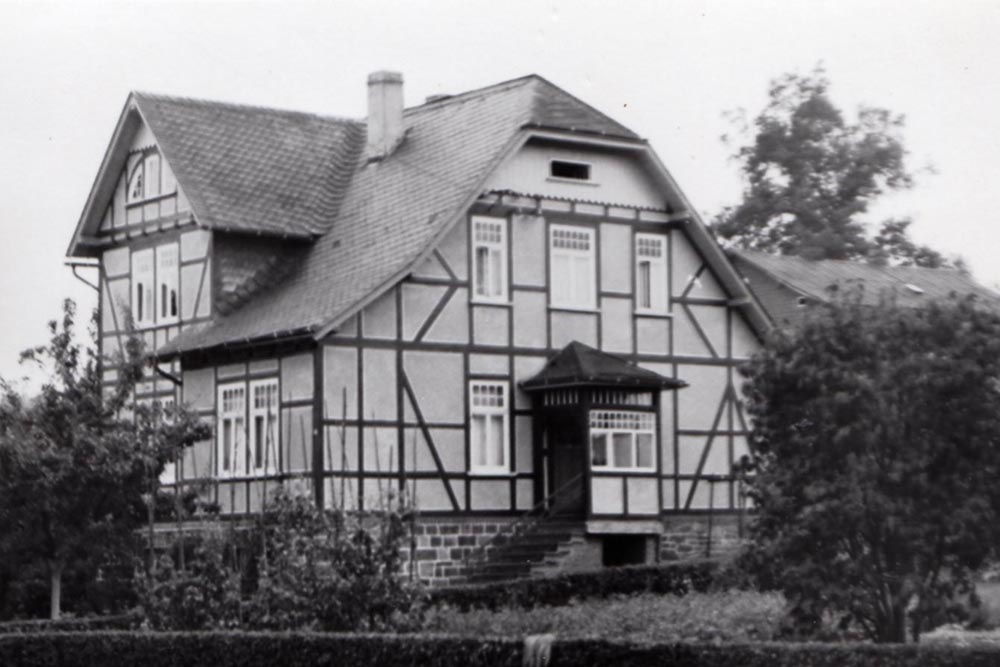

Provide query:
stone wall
left=659, top=514, right=746, bottom=561
left=399, top=516, right=518, bottom=586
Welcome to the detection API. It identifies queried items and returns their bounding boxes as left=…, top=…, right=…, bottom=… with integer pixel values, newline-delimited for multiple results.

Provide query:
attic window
left=904, top=283, right=925, bottom=295
left=550, top=160, right=591, bottom=181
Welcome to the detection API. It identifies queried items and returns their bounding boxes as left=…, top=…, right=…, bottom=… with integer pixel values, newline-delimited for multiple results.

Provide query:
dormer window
left=550, top=160, right=591, bottom=182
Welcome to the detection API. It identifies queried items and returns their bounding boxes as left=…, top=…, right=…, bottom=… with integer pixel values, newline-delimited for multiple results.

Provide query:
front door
left=545, top=411, right=587, bottom=516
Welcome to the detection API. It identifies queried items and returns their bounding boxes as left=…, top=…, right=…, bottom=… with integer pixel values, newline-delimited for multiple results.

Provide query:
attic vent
left=904, top=283, right=925, bottom=295
left=550, top=160, right=591, bottom=181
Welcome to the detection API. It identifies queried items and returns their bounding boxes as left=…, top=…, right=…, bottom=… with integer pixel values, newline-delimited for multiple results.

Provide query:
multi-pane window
left=249, top=379, right=279, bottom=474
left=590, top=410, right=656, bottom=471
left=156, top=244, right=179, bottom=324
left=550, top=225, right=596, bottom=309
left=635, top=233, right=667, bottom=313
left=131, top=248, right=155, bottom=327
left=470, top=381, right=509, bottom=473
left=218, top=384, right=246, bottom=477
left=127, top=152, right=163, bottom=203
left=472, top=216, right=507, bottom=301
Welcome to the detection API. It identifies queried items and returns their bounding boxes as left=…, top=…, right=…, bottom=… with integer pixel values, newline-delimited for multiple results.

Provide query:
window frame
left=634, top=232, right=668, bottom=314
left=155, top=242, right=180, bottom=325
left=549, top=224, right=597, bottom=311
left=217, top=382, right=247, bottom=479
left=589, top=409, right=657, bottom=473
left=470, top=215, right=508, bottom=303
left=468, top=380, right=510, bottom=475
left=131, top=247, right=155, bottom=329
left=248, top=378, right=280, bottom=475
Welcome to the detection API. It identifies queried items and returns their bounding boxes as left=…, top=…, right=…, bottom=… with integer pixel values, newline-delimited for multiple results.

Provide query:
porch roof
left=521, top=341, right=687, bottom=392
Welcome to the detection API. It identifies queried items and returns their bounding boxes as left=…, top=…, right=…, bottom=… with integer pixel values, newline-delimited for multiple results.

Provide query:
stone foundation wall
left=398, top=516, right=518, bottom=586
left=659, top=514, right=746, bottom=561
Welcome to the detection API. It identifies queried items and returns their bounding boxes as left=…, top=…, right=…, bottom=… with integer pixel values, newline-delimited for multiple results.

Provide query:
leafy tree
left=713, top=67, right=945, bottom=267
left=740, top=290, right=1000, bottom=643
left=0, top=300, right=206, bottom=619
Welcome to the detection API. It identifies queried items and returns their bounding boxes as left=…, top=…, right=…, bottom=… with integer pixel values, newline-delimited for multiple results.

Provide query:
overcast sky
left=2, top=0, right=999, bottom=387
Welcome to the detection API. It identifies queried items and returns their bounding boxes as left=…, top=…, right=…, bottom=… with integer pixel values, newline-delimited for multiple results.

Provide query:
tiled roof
left=731, top=249, right=1000, bottom=325
left=159, top=75, right=641, bottom=355
left=135, top=93, right=364, bottom=238
left=521, top=341, right=687, bottom=391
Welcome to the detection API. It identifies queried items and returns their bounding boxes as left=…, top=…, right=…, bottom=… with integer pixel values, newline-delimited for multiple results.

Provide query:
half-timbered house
left=66, top=73, right=773, bottom=583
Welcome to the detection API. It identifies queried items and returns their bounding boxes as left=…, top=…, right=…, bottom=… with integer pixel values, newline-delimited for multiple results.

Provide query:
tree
left=713, top=67, right=946, bottom=267
left=740, top=291, right=1000, bottom=642
left=0, top=300, right=206, bottom=619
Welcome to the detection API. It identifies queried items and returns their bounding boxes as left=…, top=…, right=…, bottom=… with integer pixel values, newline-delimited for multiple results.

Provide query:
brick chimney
left=367, top=71, right=404, bottom=159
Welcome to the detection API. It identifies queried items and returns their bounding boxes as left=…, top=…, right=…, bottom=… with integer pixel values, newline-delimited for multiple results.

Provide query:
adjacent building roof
left=521, top=341, right=687, bottom=392
left=731, top=249, right=1000, bottom=326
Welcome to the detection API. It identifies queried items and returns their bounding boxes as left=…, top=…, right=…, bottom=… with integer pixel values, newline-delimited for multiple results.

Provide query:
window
left=218, top=384, right=246, bottom=477
left=156, top=243, right=179, bottom=324
left=127, top=151, right=162, bottom=204
left=470, top=381, right=509, bottom=473
left=635, top=233, right=667, bottom=313
left=549, top=225, right=596, bottom=309
left=249, top=379, right=279, bottom=474
left=590, top=410, right=655, bottom=471
left=131, top=248, right=155, bottom=327
left=472, top=216, right=507, bottom=302
left=550, top=160, right=591, bottom=181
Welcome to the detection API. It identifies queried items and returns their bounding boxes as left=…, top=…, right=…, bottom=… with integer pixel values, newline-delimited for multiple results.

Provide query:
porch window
left=131, top=248, right=155, bottom=328
left=472, top=216, right=507, bottom=301
left=635, top=233, right=667, bottom=313
left=470, top=381, right=509, bottom=473
left=550, top=225, right=596, bottom=309
left=590, top=410, right=655, bottom=471
left=217, top=383, right=246, bottom=477
left=249, top=379, right=279, bottom=474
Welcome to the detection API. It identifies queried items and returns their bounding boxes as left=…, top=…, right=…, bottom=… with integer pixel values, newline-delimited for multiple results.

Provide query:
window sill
left=546, top=176, right=599, bottom=187
left=591, top=468, right=658, bottom=475
left=634, top=310, right=673, bottom=319
left=468, top=469, right=515, bottom=477
left=548, top=304, right=600, bottom=314
left=471, top=298, right=513, bottom=308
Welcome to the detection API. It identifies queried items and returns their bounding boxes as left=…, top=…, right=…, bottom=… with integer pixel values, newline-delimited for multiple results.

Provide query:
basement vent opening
left=550, top=160, right=591, bottom=181
left=904, top=283, right=925, bottom=295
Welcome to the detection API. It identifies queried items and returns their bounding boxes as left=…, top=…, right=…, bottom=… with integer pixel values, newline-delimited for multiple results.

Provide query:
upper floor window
left=470, top=381, right=509, bottom=474
left=131, top=242, right=180, bottom=329
left=127, top=151, right=165, bottom=204
left=635, top=233, right=667, bottom=313
left=218, top=383, right=247, bottom=477
left=249, top=379, right=279, bottom=474
left=472, top=216, right=507, bottom=302
left=550, top=160, right=591, bottom=182
left=590, top=410, right=655, bottom=472
left=549, top=225, right=596, bottom=310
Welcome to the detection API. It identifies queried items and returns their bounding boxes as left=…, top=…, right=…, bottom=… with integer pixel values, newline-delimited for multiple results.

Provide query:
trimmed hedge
left=1, top=632, right=1000, bottom=666
left=430, top=560, right=718, bottom=610
left=0, top=613, right=141, bottom=634
left=0, top=632, right=522, bottom=667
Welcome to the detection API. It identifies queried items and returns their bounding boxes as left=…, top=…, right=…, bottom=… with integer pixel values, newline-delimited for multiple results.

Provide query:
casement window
left=131, top=248, right=155, bottom=327
left=217, top=383, right=247, bottom=477
left=472, top=216, right=507, bottom=302
left=249, top=379, right=279, bottom=474
left=156, top=243, right=179, bottom=324
left=589, top=410, right=656, bottom=471
left=549, top=225, right=596, bottom=309
left=469, top=381, right=509, bottom=473
left=128, top=152, right=162, bottom=203
left=635, top=233, right=667, bottom=313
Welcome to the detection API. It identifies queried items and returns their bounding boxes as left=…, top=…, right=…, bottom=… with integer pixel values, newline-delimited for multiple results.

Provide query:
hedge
left=429, top=560, right=718, bottom=610
left=1, top=632, right=1000, bottom=667
left=0, top=613, right=141, bottom=634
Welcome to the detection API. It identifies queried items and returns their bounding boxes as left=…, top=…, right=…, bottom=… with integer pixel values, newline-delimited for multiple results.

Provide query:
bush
left=429, top=560, right=717, bottom=611
left=0, top=612, right=141, bottom=634
left=424, top=591, right=785, bottom=642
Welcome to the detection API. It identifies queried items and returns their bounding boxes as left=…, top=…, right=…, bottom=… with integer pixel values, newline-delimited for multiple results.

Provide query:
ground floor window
left=469, top=380, right=509, bottom=473
left=589, top=410, right=655, bottom=471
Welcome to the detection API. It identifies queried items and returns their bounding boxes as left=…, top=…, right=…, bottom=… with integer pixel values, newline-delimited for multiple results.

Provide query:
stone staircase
left=466, top=516, right=586, bottom=583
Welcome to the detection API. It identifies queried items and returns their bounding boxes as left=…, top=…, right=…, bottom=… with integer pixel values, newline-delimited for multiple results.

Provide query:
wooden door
left=546, top=411, right=587, bottom=516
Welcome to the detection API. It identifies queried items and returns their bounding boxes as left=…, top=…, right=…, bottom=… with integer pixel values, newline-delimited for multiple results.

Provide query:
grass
left=421, top=590, right=785, bottom=642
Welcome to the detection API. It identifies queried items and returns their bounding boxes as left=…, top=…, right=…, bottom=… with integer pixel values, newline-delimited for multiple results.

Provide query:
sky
left=2, top=0, right=999, bottom=388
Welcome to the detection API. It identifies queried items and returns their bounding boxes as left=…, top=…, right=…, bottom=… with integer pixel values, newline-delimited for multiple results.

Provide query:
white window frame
left=549, top=224, right=596, bottom=310
left=127, top=151, right=162, bottom=204
left=469, top=380, right=510, bottom=474
left=589, top=410, right=656, bottom=472
left=131, top=248, right=155, bottom=329
left=248, top=378, right=279, bottom=475
left=217, top=382, right=247, bottom=478
left=471, top=216, right=508, bottom=303
left=155, top=243, right=180, bottom=325
left=634, top=233, right=668, bottom=314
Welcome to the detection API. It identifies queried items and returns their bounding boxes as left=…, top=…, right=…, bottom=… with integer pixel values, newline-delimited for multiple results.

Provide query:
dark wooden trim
left=312, top=346, right=324, bottom=508
left=679, top=301, right=719, bottom=359
left=401, top=371, right=461, bottom=511
left=683, top=385, right=730, bottom=510
left=414, top=284, right=458, bottom=343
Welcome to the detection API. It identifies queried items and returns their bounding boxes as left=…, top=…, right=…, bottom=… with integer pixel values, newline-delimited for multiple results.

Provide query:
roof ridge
left=526, top=76, right=638, bottom=139
left=132, top=91, right=363, bottom=125
left=402, top=74, right=540, bottom=114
